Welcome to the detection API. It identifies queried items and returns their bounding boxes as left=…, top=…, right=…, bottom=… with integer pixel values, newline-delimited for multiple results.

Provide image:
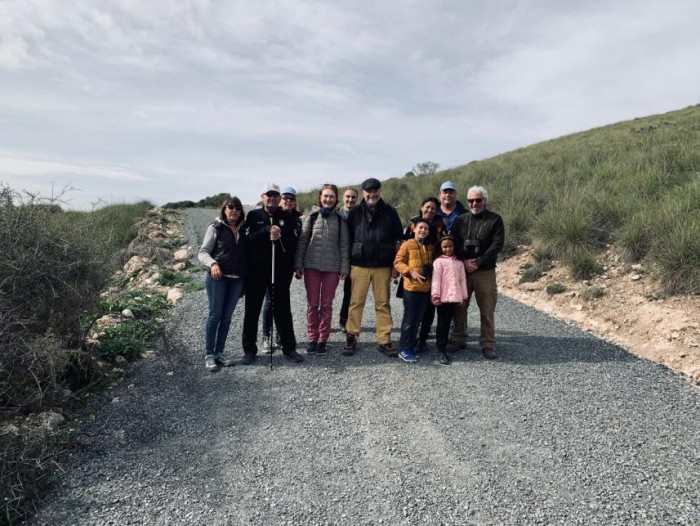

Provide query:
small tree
left=412, top=161, right=440, bottom=177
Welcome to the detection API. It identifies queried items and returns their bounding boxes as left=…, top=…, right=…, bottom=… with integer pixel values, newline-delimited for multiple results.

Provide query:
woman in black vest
left=198, top=196, right=247, bottom=371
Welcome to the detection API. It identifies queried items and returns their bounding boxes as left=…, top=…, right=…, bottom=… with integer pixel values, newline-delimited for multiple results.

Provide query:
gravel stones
left=26, top=208, right=700, bottom=525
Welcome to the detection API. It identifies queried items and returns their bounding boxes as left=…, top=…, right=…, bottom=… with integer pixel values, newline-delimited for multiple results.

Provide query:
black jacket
left=211, top=220, right=248, bottom=276
left=245, top=207, right=298, bottom=274
left=347, top=198, right=403, bottom=268
left=452, top=209, right=505, bottom=270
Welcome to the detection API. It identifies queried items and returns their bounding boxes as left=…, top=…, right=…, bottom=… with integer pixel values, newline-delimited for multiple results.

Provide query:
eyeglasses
left=265, top=192, right=280, bottom=198
left=467, top=198, right=483, bottom=204
left=226, top=204, right=241, bottom=210
left=282, top=195, right=296, bottom=200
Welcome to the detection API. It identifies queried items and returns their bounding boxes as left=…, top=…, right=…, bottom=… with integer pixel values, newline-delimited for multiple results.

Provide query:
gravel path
left=26, top=208, right=700, bottom=525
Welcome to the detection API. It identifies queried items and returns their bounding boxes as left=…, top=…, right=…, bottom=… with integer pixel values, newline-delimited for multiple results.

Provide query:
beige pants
left=451, top=268, right=498, bottom=349
left=346, top=266, right=393, bottom=345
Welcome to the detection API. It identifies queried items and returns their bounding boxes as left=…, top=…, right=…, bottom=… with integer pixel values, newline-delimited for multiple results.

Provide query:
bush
left=519, top=262, right=546, bottom=283
left=546, top=282, right=567, bottom=295
left=581, top=285, right=606, bottom=300
left=0, top=185, right=152, bottom=522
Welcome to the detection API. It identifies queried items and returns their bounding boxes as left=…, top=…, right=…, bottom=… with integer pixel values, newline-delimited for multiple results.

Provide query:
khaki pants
left=346, top=266, right=393, bottom=345
left=451, top=268, right=498, bottom=349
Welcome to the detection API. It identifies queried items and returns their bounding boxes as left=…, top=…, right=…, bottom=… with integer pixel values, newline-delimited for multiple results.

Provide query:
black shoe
left=241, top=352, right=257, bottom=365
left=306, top=342, right=318, bottom=355
left=316, top=342, right=327, bottom=356
left=284, top=349, right=304, bottom=363
left=378, top=343, right=398, bottom=358
left=416, top=339, right=427, bottom=353
left=342, top=334, right=357, bottom=356
left=482, top=347, right=497, bottom=360
left=438, top=351, right=450, bottom=366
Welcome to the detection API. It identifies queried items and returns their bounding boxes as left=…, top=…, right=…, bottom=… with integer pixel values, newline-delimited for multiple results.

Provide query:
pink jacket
left=431, top=255, right=468, bottom=303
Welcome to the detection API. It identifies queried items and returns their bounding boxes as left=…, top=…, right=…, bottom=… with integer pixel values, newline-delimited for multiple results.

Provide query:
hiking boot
left=261, top=336, right=272, bottom=354
left=342, top=334, right=357, bottom=356
left=437, top=350, right=450, bottom=366
left=284, top=349, right=304, bottom=363
left=205, top=355, right=217, bottom=371
left=241, top=352, right=257, bottom=365
left=482, top=347, right=497, bottom=360
left=316, top=342, right=327, bottom=356
left=378, top=343, right=398, bottom=358
left=306, top=342, right=318, bottom=355
left=446, top=342, right=467, bottom=353
left=398, top=349, right=418, bottom=363
left=214, top=353, right=235, bottom=367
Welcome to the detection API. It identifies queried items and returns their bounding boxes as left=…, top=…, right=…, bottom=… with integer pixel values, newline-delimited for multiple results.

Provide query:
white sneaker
left=205, top=355, right=217, bottom=371
left=261, top=336, right=272, bottom=354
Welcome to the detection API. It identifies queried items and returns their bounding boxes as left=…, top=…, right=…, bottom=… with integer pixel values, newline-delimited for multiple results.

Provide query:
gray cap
left=440, top=181, right=456, bottom=192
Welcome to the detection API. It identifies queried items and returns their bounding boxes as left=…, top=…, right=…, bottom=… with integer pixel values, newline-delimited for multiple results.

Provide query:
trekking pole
left=269, top=240, right=276, bottom=370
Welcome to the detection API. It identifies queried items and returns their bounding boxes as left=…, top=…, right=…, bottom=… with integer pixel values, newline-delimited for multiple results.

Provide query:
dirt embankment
left=497, top=247, right=700, bottom=386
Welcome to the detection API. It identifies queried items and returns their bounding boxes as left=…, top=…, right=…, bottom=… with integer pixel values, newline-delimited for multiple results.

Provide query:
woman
left=294, top=184, right=349, bottom=355
left=198, top=196, right=247, bottom=371
left=403, top=196, right=445, bottom=353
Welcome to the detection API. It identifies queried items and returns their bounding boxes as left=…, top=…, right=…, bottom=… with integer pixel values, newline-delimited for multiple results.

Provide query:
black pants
left=435, top=303, right=458, bottom=351
left=338, top=275, right=352, bottom=323
left=242, top=267, right=296, bottom=354
left=419, top=303, right=436, bottom=341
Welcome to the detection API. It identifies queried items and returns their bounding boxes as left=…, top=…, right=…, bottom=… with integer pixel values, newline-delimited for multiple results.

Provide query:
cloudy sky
left=1, top=0, right=698, bottom=208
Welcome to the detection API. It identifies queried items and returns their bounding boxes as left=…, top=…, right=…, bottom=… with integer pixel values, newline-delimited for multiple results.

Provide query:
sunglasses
left=282, top=195, right=296, bottom=200
left=226, top=204, right=242, bottom=210
left=265, top=192, right=280, bottom=198
left=467, top=198, right=483, bottom=204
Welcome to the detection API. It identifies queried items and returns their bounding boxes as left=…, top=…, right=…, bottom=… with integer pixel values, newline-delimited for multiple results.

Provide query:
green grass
left=297, top=104, right=700, bottom=294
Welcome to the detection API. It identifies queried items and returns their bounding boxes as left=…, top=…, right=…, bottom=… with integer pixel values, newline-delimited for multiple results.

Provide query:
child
left=394, top=218, right=435, bottom=363
left=431, top=236, right=468, bottom=365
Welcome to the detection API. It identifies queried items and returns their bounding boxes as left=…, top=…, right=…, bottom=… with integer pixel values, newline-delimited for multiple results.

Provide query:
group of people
left=197, top=178, right=505, bottom=371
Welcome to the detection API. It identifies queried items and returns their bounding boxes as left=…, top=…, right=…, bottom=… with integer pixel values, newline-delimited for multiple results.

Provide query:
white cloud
left=0, top=0, right=698, bottom=209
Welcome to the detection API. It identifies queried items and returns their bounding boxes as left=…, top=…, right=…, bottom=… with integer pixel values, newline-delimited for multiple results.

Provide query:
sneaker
left=262, top=336, right=272, bottom=354
left=482, top=347, right=497, bottom=360
left=339, top=319, right=347, bottom=333
left=214, top=353, right=235, bottom=367
left=437, top=351, right=450, bottom=366
left=398, top=349, right=418, bottom=363
left=283, top=349, right=304, bottom=363
left=205, top=355, right=217, bottom=371
left=241, top=352, right=257, bottom=365
left=306, top=342, right=318, bottom=355
left=342, top=334, right=357, bottom=356
left=446, top=342, right=467, bottom=353
left=378, top=343, right=398, bottom=358
left=316, top=342, right=327, bottom=356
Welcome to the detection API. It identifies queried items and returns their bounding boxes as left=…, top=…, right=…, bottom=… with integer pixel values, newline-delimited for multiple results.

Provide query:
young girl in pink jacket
left=431, top=236, right=468, bottom=365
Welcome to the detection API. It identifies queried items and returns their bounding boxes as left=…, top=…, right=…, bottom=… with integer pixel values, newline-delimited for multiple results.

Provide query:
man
left=439, top=181, right=469, bottom=351
left=336, top=187, right=358, bottom=332
left=452, top=186, right=505, bottom=359
left=343, top=178, right=403, bottom=357
left=242, top=183, right=303, bottom=364
left=438, top=181, right=467, bottom=235
left=261, top=186, right=301, bottom=354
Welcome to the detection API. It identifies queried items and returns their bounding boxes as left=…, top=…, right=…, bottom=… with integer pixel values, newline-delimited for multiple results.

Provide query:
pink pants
left=304, top=269, right=340, bottom=344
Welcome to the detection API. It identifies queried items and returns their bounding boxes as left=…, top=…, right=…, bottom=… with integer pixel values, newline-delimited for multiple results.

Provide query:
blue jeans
left=399, top=290, right=430, bottom=350
left=205, top=274, right=245, bottom=355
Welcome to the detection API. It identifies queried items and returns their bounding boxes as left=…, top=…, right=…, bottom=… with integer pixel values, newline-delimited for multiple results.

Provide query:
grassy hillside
left=299, top=105, right=700, bottom=294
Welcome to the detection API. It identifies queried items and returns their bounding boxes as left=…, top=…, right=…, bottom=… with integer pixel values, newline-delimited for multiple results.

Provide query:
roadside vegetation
left=0, top=187, right=194, bottom=524
left=299, top=105, right=700, bottom=294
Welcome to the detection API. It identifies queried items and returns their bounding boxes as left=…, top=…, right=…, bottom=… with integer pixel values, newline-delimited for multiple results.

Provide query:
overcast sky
left=1, top=0, right=698, bottom=209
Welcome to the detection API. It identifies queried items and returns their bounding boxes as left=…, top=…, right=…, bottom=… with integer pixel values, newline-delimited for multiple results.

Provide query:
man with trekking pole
left=242, top=183, right=304, bottom=364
